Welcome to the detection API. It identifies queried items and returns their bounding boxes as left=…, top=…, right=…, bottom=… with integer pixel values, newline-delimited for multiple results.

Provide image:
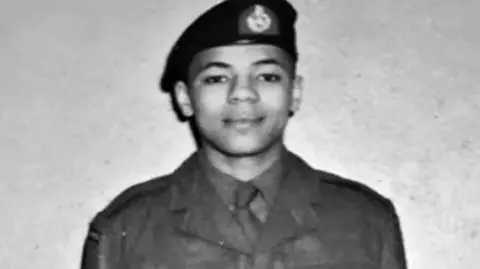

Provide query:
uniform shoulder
left=88, top=152, right=198, bottom=230
left=314, top=169, right=395, bottom=216
left=90, top=174, right=174, bottom=228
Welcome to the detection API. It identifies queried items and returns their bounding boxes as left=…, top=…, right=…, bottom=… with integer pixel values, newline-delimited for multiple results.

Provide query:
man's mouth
left=223, top=117, right=265, bottom=129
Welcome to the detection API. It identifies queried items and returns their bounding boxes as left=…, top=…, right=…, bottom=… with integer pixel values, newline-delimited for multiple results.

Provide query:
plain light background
left=1, top=0, right=479, bottom=268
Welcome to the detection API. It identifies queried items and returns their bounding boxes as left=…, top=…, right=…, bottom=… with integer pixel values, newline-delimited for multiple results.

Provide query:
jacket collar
left=168, top=149, right=322, bottom=253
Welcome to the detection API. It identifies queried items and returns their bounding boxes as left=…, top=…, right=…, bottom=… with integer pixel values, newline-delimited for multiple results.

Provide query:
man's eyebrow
left=253, top=58, right=284, bottom=67
left=199, top=61, right=231, bottom=72
left=197, top=58, right=287, bottom=73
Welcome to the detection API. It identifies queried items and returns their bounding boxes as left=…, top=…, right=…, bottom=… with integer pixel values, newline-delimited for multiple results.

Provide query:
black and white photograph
left=1, top=0, right=478, bottom=269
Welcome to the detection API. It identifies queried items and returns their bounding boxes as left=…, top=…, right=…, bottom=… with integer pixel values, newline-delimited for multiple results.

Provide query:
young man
left=81, top=0, right=407, bottom=268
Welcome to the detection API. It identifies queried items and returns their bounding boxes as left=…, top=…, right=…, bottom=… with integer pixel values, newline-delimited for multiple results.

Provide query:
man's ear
left=174, top=81, right=193, bottom=117
left=290, top=75, right=303, bottom=113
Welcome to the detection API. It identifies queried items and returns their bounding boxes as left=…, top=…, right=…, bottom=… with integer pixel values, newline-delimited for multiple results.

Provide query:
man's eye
left=258, top=74, right=282, bottom=83
left=203, top=75, right=228, bottom=84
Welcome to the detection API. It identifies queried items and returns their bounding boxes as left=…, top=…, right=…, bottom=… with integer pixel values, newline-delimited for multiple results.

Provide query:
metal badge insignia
left=246, top=5, right=272, bottom=33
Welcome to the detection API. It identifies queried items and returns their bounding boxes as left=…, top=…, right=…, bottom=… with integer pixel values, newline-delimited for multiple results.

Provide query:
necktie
left=234, top=182, right=264, bottom=248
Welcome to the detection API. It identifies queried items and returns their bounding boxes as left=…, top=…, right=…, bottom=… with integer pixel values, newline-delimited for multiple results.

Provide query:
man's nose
left=227, top=76, right=259, bottom=104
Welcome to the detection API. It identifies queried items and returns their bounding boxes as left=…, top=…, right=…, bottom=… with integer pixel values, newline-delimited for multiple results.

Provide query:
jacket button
left=219, top=240, right=225, bottom=246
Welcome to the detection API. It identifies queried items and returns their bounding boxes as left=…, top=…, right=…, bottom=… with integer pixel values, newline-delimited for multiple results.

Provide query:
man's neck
left=201, top=143, right=284, bottom=182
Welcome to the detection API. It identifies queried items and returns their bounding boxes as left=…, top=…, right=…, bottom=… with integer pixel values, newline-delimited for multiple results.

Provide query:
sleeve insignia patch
left=87, top=229, right=101, bottom=243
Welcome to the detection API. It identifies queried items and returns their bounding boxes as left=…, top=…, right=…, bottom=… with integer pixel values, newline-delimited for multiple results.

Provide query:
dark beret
left=160, top=0, right=298, bottom=92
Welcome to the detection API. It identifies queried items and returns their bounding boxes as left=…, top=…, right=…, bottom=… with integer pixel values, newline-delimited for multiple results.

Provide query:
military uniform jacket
left=81, top=150, right=407, bottom=269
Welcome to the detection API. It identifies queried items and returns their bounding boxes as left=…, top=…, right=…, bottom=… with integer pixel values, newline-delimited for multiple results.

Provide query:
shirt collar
left=200, top=149, right=285, bottom=207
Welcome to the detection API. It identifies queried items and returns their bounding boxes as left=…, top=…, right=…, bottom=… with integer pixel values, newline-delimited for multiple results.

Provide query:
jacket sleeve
left=380, top=200, right=408, bottom=269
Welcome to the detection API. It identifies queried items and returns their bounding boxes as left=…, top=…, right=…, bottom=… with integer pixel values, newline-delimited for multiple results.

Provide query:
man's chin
left=200, top=134, right=282, bottom=158
left=222, top=148, right=263, bottom=158
left=218, top=141, right=278, bottom=158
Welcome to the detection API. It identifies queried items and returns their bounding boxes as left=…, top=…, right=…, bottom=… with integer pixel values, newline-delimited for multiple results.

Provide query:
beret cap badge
left=246, top=5, right=272, bottom=33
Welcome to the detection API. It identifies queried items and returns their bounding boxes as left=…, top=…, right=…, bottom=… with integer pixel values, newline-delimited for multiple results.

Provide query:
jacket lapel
left=167, top=152, right=253, bottom=253
left=256, top=151, right=322, bottom=252
left=166, top=150, right=323, bottom=254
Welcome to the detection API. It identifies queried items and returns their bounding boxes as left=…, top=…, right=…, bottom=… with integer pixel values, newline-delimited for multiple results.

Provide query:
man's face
left=174, top=44, right=302, bottom=157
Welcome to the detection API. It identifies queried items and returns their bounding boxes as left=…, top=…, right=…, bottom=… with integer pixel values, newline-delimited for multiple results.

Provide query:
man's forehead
left=192, top=44, right=293, bottom=68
